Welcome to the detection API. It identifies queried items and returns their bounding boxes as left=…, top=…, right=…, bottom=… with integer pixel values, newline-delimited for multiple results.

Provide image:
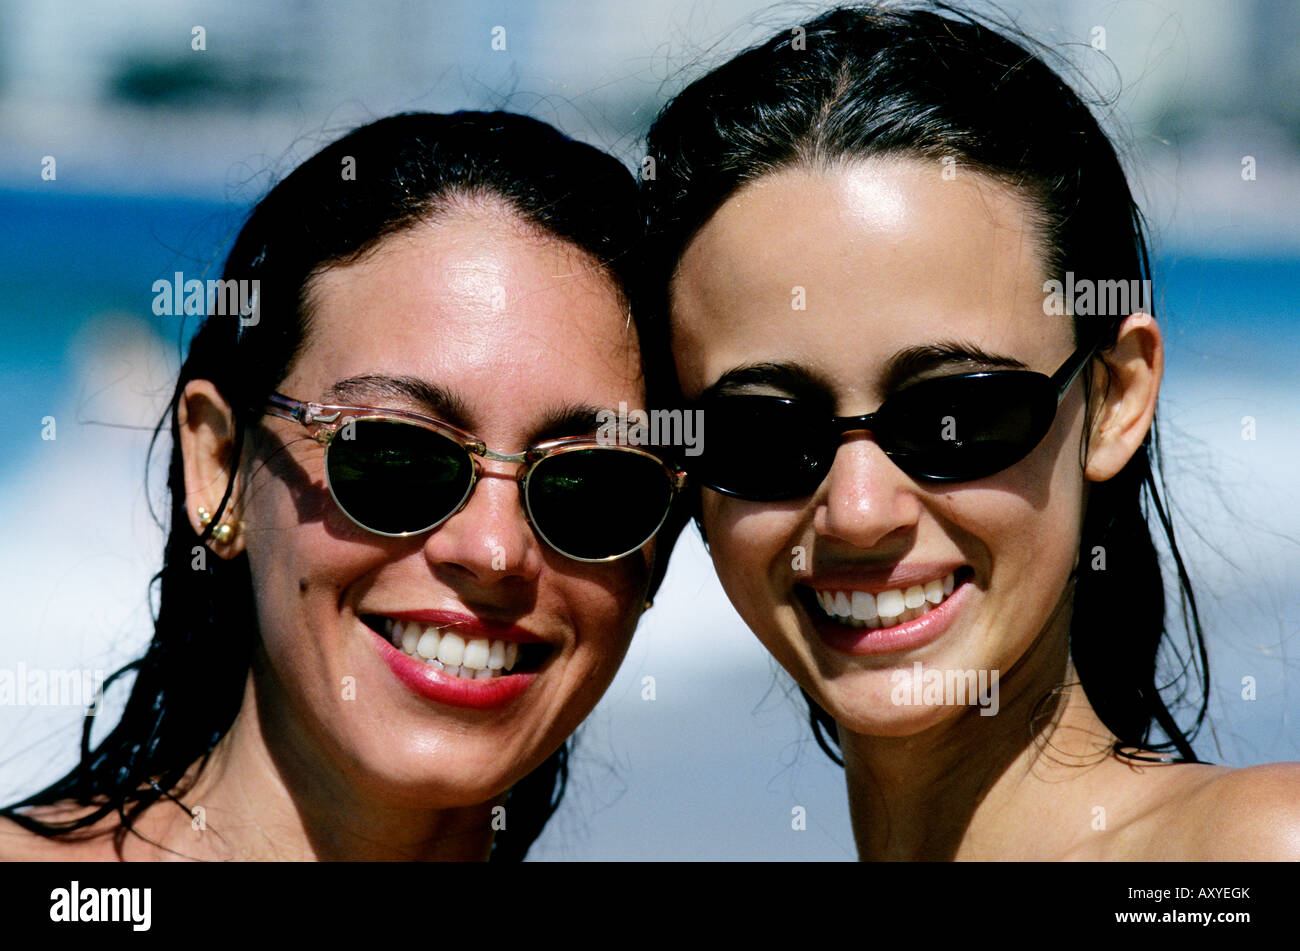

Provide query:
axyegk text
left=50, top=882, right=151, bottom=932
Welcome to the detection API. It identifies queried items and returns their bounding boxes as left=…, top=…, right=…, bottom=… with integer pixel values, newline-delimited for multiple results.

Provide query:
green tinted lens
left=526, top=448, right=672, bottom=560
left=325, top=419, right=473, bottom=534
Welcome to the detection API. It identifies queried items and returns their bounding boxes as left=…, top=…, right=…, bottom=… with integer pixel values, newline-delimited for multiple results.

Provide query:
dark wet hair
left=642, top=4, right=1208, bottom=763
left=2, top=110, right=681, bottom=860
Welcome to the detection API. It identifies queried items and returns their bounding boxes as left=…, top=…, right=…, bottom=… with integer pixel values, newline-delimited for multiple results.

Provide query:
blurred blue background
left=1, top=0, right=1297, bottom=859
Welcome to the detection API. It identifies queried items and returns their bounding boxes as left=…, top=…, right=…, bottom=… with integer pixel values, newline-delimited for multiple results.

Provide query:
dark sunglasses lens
left=881, top=374, right=1056, bottom=479
left=696, top=396, right=827, bottom=499
left=326, top=419, right=472, bottom=534
left=527, top=449, right=673, bottom=560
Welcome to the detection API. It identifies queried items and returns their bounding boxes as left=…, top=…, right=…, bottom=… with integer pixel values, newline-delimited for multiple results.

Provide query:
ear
left=1083, top=312, right=1162, bottom=482
left=177, top=379, right=247, bottom=558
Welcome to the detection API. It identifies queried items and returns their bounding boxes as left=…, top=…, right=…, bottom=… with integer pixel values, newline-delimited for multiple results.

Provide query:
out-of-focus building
left=1, top=2, right=1296, bottom=216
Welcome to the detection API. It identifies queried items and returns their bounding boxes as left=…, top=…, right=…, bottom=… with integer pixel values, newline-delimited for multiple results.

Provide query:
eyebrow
left=879, top=342, right=1028, bottom=393
left=530, top=405, right=610, bottom=442
left=321, top=374, right=607, bottom=441
left=700, top=363, right=827, bottom=400
left=701, top=342, right=1028, bottom=400
left=322, top=375, right=468, bottom=422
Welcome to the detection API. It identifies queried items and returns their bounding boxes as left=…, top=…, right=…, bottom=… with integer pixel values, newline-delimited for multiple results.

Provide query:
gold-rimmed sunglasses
left=264, top=394, right=686, bottom=562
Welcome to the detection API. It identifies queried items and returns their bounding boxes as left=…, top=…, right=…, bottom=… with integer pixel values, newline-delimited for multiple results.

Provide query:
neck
left=840, top=608, right=1119, bottom=861
left=139, top=663, right=500, bottom=862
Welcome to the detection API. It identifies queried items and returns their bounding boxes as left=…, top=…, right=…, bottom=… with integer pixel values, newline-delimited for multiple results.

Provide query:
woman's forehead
left=669, top=159, right=1067, bottom=391
left=675, top=159, right=1048, bottom=309
left=286, top=213, right=644, bottom=427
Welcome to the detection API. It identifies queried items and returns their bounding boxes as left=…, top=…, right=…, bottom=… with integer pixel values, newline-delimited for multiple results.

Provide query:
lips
left=795, top=566, right=975, bottom=656
left=808, top=571, right=959, bottom=627
left=359, top=610, right=554, bottom=710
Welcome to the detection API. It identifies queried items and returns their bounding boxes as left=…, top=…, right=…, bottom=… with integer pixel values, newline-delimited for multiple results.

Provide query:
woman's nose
left=813, top=435, right=922, bottom=550
left=421, top=464, right=545, bottom=585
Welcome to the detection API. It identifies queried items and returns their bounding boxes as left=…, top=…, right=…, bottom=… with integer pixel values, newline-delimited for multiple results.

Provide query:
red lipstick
left=364, top=611, right=543, bottom=710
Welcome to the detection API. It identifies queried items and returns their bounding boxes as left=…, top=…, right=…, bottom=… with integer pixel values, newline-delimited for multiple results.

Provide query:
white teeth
left=463, top=638, right=490, bottom=671
left=812, top=571, right=962, bottom=628
left=379, top=617, right=535, bottom=680
left=437, top=632, right=465, bottom=667
left=833, top=591, right=851, bottom=617
left=875, top=589, right=905, bottom=619
left=851, top=591, right=877, bottom=622
left=416, top=628, right=442, bottom=659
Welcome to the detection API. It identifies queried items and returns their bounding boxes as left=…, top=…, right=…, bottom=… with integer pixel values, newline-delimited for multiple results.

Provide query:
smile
left=805, top=568, right=972, bottom=628
left=361, top=615, right=552, bottom=682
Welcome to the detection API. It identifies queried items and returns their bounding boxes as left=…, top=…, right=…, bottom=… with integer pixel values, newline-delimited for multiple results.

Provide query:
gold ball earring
left=197, top=506, right=236, bottom=544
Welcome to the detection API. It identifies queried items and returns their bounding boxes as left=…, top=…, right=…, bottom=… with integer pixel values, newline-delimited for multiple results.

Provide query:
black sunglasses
left=264, top=394, right=686, bottom=562
left=690, top=340, right=1100, bottom=500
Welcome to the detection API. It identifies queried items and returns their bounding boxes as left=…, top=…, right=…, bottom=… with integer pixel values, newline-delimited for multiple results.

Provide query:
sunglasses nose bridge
left=830, top=410, right=879, bottom=439
left=430, top=449, right=546, bottom=569
left=459, top=445, right=536, bottom=520
left=463, top=443, right=533, bottom=486
left=477, top=446, right=529, bottom=465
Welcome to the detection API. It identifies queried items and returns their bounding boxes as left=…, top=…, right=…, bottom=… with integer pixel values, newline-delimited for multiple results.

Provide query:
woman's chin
left=330, top=733, right=541, bottom=809
left=828, top=703, right=965, bottom=740
left=800, top=665, right=1001, bottom=740
left=359, top=764, right=513, bottom=811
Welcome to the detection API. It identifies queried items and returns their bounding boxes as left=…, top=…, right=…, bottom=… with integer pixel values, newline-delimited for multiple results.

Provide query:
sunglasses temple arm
left=263, top=393, right=346, bottom=429
left=1053, top=341, right=1102, bottom=397
left=263, top=392, right=304, bottom=424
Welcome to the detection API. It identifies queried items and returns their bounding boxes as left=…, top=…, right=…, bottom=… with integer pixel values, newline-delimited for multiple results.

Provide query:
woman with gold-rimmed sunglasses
left=0, top=110, right=686, bottom=861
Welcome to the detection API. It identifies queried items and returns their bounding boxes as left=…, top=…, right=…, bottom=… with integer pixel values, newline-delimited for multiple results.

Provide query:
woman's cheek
left=700, top=496, right=787, bottom=625
left=700, top=495, right=751, bottom=589
left=974, top=488, right=1079, bottom=668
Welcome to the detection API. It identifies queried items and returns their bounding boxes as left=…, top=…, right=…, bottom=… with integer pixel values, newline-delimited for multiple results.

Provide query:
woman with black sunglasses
left=642, top=4, right=1299, bottom=859
left=0, top=111, right=685, bottom=861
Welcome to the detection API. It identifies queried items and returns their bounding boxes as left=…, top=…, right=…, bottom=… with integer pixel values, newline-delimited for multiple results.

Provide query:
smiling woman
left=642, top=4, right=1300, bottom=860
left=0, top=111, right=685, bottom=861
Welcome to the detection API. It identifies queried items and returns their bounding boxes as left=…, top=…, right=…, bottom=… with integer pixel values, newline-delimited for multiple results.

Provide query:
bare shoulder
left=1132, top=762, right=1300, bottom=860
left=0, top=804, right=125, bottom=861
